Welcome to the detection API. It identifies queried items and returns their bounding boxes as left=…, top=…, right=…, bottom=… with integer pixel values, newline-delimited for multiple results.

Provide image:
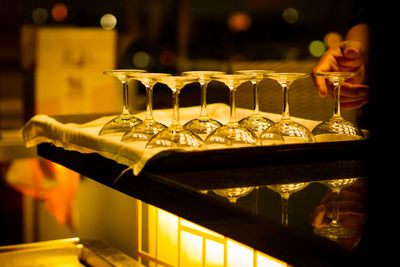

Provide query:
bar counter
left=25, top=108, right=368, bottom=266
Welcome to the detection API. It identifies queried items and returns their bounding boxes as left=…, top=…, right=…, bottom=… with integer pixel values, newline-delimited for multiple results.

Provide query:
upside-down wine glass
left=182, top=71, right=225, bottom=139
left=213, top=187, right=255, bottom=204
left=146, top=76, right=204, bottom=149
left=312, top=72, right=364, bottom=141
left=234, top=70, right=276, bottom=136
left=99, top=69, right=146, bottom=136
left=204, top=74, right=257, bottom=148
left=259, top=73, right=315, bottom=144
left=313, top=178, right=359, bottom=239
left=121, top=73, right=171, bottom=144
left=267, top=182, right=310, bottom=227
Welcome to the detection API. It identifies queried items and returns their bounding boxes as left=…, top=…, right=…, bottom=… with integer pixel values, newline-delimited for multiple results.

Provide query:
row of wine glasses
left=211, top=177, right=360, bottom=240
left=99, top=70, right=364, bottom=149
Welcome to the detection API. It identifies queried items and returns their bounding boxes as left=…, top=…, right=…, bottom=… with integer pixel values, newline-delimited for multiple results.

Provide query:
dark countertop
left=37, top=137, right=368, bottom=267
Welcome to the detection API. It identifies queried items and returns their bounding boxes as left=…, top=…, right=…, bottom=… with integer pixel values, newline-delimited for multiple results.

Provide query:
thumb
left=342, top=41, right=361, bottom=59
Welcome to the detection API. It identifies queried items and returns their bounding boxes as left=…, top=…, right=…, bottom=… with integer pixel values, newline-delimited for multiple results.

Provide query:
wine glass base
left=262, top=119, right=315, bottom=144
left=204, top=122, right=257, bottom=148
left=312, top=117, right=364, bottom=142
left=98, top=115, right=142, bottom=136
left=239, top=114, right=274, bottom=136
left=145, top=125, right=204, bottom=149
left=314, top=224, right=355, bottom=239
left=183, top=117, right=222, bottom=140
left=121, top=120, right=167, bottom=143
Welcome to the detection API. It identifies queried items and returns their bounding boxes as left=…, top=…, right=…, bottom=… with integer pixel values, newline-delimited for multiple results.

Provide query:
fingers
left=326, top=83, right=369, bottom=109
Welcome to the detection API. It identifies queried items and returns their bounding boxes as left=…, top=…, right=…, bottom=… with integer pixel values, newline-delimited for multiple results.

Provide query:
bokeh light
left=132, top=51, right=151, bottom=68
left=100, top=14, right=117, bottom=30
left=282, top=7, right=300, bottom=24
left=323, top=32, right=343, bottom=48
left=51, top=3, right=68, bottom=22
left=32, top=8, right=48, bottom=24
left=308, top=40, right=326, bottom=57
left=160, top=50, right=176, bottom=66
left=227, top=12, right=252, bottom=32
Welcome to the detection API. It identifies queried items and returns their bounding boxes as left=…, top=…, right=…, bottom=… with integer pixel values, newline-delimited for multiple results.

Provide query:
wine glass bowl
left=121, top=73, right=171, bottom=144
left=267, top=182, right=310, bottom=227
left=234, top=70, right=276, bottom=136
left=259, top=73, right=315, bottom=144
left=213, top=187, right=254, bottom=203
left=99, top=69, right=146, bottom=136
left=312, top=72, right=364, bottom=142
left=145, top=76, right=205, bottom=149
left=204, top=74, right=258, bottom=148
left=182, top=71, right=225, bottom=139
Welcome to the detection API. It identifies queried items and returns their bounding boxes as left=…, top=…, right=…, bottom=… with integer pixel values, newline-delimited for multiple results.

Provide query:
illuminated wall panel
left=136, top=200, right=287, bottom=267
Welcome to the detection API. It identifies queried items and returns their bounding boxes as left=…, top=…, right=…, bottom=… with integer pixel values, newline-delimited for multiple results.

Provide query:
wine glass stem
left=229, top=86, right=237, bottom=123
left=252, top=81, right=260, bottom=115
left=171, top=89, right=181, bottom=126
left=281, top=84, right=290, bottom=120
left=199, top=81, right=208, bottom=119
left=333, top=82, right=342, bottom=118
left=121, top=80, right=130, bottom=116
left=281, top=193, right=290, bottom=227
left=145, top=84, right=154, bottom=121
left=331, top=188, right=341, bottom=226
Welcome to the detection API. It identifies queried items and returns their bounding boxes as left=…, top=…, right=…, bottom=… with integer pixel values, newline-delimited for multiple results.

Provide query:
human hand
left=312, top=40, right=369, bottom=109
left=310, top=180, right=366, bottom=250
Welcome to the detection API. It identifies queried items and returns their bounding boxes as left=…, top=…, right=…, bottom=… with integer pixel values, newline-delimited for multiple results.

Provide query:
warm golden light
left=137, top=201, right=288, bottom=267
left=309, top=40, right=326, bottom=57
left=323, top=32, right=343, bottom=48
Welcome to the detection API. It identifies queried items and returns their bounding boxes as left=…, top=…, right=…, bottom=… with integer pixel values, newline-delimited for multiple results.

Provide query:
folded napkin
left=22, top=103, right=321, bottom=176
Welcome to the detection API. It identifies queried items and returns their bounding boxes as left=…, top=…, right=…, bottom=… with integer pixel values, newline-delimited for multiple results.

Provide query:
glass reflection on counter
left=204, top=177, right=366, bottom=251
left=267, top=182, right=310, bottom=227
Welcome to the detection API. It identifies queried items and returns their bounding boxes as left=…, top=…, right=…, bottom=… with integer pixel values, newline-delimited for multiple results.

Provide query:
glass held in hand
left=121, top=73, right=171, bottom=144
left=234, top=69, right=276, bottom=136
left=313, top=178, right=359, bottom=239
left=181, top=71, right=225, bottom=140
left=259, top=73, right=314, bottom=145
left=145, top=76, right=205, bottom=149
left=312, top=72, right=364, bottom=142
left=99, top=69, right=146, bottom=136
left=204, top=74, right=258, bottom=148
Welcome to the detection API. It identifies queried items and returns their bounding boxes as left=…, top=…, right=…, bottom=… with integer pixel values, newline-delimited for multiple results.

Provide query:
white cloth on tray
left=22, top=103, right=321, bottom=175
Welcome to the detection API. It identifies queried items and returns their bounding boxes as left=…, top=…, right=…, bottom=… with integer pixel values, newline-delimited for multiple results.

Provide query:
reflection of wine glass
left=121, top=73, right=170, bottom=143
left=234, top=70, right=276, bottom=136
left=267, top=182, right=310, bottom=227
left=259, top=73, right=315, bottom=144
left=314, top=178, right=358, bottom=239
left=146, top=76, right=204, bottom=149
left=182, top=71, right=225, bottom=139
left=312, top=72, right=364, bottom=142
left=213, top=187, right=254, bottom=203
left=99, top=69, right=146, bottom=136
left=204, top=74, right=257, bottom=148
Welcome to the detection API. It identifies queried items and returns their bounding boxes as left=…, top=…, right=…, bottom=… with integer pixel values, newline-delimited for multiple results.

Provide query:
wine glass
left=204, top=74, right=258, bottom=148
left=121, top=73, right=171, bottom=144
left=182, top=71, right=225, bottom=139
left=234, top=70, right=276, bottom=136
left=312, top=72, right=364, bottom=142
left=313, top=178, right=358, bottom=239
left=145, top=76, right=204, bottom=149
left=213, top=187, right=254, bottom=203
left=267, top=182, right=310, bottom=227
left=259, top=73, right=315, bottom=144
left=99, top=69, right=146, bottom=136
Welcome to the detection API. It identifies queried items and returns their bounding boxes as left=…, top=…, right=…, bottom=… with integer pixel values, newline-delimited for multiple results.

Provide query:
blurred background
left=1, top=0, right=368, bottom=259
